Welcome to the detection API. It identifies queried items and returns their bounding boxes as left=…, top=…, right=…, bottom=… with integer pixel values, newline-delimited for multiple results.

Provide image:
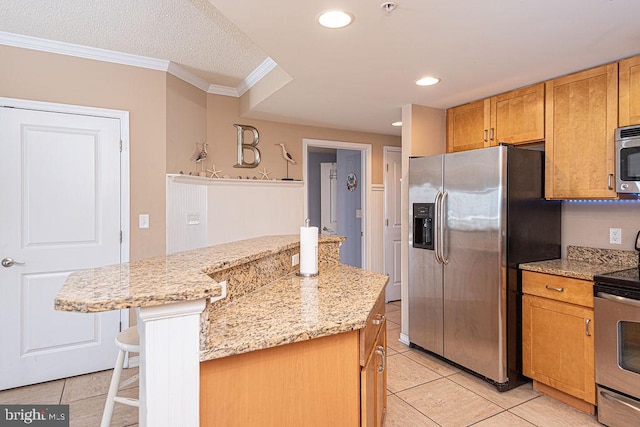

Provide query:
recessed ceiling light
left=318, top=10, right=353, bottom=29
left=416, top=76, right=441, bottom=86
left=392, top=121, right=402, bottom=127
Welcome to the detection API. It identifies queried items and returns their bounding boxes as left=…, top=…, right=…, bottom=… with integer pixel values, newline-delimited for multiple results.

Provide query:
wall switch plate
left=610, top=228, right=622, bottom=245
left=292, top=253, right=300, bottom=267
left=355, top=209, right=362, bottom=218
left=139, top=214, right=150, bottom=229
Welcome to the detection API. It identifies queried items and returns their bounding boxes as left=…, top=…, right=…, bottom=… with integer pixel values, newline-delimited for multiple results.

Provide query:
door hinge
left=120, top=230, right=122, bottom=243
left=119, top=321, right=123, bottom=332
left=386, top=163, right=389, bottom=172
left=119, top=140, right=123, bottom=152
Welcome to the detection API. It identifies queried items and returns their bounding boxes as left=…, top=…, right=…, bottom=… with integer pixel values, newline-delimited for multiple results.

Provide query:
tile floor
left=0, top=301, right=602, bottom=426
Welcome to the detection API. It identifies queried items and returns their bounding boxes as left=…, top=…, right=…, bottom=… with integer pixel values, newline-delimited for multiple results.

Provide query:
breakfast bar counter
left=55, top=235, right=388, bottom=427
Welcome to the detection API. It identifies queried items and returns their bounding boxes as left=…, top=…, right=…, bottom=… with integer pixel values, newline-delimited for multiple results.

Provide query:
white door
left=320, top=163, right=337, bottom=235
left=0, top=107, right=122, bottom=390
left=384, top=148, right=402, bottom=302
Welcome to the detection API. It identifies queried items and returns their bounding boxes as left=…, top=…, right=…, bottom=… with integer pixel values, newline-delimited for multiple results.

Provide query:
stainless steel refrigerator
left=408, top=145, right=561, bottom=391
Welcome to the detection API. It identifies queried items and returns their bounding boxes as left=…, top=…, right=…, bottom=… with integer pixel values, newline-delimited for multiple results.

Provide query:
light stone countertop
left=55, top=235, right=344, bottom=313
left=201, top=263, right=389, bottom=361
left=520, top=245, right=637, bottom=281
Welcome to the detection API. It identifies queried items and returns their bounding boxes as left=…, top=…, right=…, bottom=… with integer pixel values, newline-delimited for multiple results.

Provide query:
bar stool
left=100, top=326, right=140, bottom=427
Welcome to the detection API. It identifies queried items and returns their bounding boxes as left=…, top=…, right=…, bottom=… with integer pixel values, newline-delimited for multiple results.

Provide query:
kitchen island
left=55, top=235, right=388, bottom=427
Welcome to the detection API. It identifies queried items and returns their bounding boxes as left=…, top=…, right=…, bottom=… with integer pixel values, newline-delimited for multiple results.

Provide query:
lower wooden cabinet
left=200, top=293, right=387, bottom=426
left=522, top=271, right=595, bottom=411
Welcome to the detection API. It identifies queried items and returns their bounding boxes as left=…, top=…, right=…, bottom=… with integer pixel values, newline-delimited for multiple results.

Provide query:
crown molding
left=237, top=57, right=278, bottom=96
left=0, top=31, right=274, bottom=99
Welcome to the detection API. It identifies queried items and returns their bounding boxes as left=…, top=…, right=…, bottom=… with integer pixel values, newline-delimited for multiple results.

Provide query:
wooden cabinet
left=522, top=271, right=595, bottom=413
left=446, top=83, right=545, bottom=153
left=544, top=63, right=618, bottom=199
left=200, top=292, right=387, bottom=427
left=619, top=55, right=640, bottom=126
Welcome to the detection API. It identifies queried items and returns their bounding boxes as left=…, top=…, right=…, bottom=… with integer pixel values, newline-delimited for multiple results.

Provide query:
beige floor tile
left=386, top=346, right=398, bottom=356
left=0, top=379, right=65, bottom=404
left=448, top=372, right=540, bottom=409
left=509, top=395, right=600, bottom=427
left=386, top=354, right=441, bottom=393
left=386, top=335, right=411, bottom=353
left=397, top=377, right=502, bottom=427
left=386, top=309, right=401, bottom=325
left=68, top=387, right=138, bottom=427
left=402, top=349, right=460, bottom=377
left=62, top=367, right=139, bottom=404
left=473, top=411, right=536, bottom=426
left=385, top=303, right=401, bottom=314
left=385, top=395, right=439, bottom=427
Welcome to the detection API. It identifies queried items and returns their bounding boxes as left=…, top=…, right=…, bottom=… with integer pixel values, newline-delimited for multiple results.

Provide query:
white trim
left=0, top=31, right=276, bottom=98
left=399, top=332, right=410, bottom=346
left=237, top=57, right=278, bottom=96
left=302, top=138, right=372, bottom=270
left=0, top=96, right=132, bottom=330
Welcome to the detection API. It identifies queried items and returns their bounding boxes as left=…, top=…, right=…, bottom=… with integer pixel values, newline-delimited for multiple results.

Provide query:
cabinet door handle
left=375, top=346, right=386, bottom=373
left=545, top=285, right=564, bottom=292
left=372, top=314, right=385, bottom=325
left=483, top=129, right=488, bottom=142
left=608, top=174, right=614, bottom=190
left=585, top=318, right=592, bottom=337
left=489, top=128, right=495, bottom=141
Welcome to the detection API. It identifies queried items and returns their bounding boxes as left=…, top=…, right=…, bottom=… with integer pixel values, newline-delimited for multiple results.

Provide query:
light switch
left=355, top=209, right=362, bottom=218
left=139, top=214, right=150, bottom=229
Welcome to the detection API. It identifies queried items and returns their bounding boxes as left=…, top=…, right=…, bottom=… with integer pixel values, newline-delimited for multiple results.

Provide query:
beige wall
left=166, top=74, right=207, bottom=175
left=1, top=45, right=168, bottom=261
left=206, top=94, right=400, bottom=184
left=561, top=201, right=640, bottom=256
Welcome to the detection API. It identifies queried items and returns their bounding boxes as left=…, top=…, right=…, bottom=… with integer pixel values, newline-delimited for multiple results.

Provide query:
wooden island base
left=200, top=331, right=361, bottom=427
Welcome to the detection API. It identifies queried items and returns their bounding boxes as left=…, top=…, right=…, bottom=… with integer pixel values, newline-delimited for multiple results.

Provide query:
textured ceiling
left=2, top=0, right=640, bottom=136
left=0, top=0, right=266, bottom=86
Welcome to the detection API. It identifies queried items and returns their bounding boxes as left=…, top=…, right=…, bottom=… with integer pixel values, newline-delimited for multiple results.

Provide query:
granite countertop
left=201, top=263, right=388, bottom=361
left=520, top=245, right=638, bottom=281
left=55, top=235, right=344, bottom=313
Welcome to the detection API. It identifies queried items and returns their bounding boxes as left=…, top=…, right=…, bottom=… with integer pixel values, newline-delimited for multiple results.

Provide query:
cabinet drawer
left=359, top=292, right=385, bottom=366
left=522, top=271, right=593, bottom=308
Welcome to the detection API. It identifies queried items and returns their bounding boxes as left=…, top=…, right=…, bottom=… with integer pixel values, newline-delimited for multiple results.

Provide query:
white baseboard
left=399, top=333, right=410, bottom=346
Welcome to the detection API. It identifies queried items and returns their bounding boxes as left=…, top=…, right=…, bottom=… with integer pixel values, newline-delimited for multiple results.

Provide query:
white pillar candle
left=300, top=225, right=319, bottom=275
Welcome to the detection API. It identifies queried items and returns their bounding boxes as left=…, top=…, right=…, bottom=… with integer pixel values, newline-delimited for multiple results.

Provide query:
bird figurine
left=275, top=143, right=296, bottom=164
left=195, top=143, right=208, bottom=163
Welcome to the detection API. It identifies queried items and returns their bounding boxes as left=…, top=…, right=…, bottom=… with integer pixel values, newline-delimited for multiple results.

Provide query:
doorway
left=0, top=98, right=130, bottom=390
left=303, top=139, right=371, bottom=269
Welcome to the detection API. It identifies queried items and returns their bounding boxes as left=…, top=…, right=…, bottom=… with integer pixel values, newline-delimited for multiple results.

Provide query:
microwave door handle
left=597, top=292, right=640, bottom=309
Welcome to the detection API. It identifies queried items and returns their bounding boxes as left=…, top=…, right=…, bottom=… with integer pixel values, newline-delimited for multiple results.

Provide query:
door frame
left=302, top=138, right=372, bottom=270
left=383, top=146, right=402, bottom=301
left=0, top=97, right=131, bottom=329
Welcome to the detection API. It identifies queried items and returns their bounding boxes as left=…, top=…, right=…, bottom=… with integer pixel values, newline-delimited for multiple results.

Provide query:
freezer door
left=408, top=156, right=444, bottom=355
left=442, top=146, right=507, bottom=383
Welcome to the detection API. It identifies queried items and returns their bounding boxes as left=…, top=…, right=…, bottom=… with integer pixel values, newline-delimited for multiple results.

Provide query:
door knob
left=1, top=258, right=25, bottom=268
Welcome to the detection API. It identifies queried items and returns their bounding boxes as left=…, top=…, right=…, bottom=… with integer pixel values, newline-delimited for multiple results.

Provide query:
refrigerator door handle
left=434, top=191, right=443, bottom=264
left=440, top=190, right=449, bottom=265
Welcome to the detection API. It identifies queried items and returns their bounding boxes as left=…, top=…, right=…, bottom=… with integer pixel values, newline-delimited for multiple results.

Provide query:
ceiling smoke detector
left=381, top=2, right=398, bottom=13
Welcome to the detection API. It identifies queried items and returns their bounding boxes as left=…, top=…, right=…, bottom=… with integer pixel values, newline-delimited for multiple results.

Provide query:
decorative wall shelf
left=168, top=174, right=303, bottom=187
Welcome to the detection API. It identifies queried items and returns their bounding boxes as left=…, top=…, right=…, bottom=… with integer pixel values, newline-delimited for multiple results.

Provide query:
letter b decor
left=233, top=124, right=261, bottom=168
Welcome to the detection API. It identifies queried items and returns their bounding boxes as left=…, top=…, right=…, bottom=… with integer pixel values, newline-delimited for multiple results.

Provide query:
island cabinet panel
left=446, top=99, right=490, bottom=152
left=619, top=54, right=640, bottom=126
left=490, top=83, right=545, bottom=144
left=522, top=271, right=595, bottom=413
left=361, top=320, right=387, bottom=427
left=200, top=330, right=361, bottom=427
left=544, top=63, right=618, bottom=199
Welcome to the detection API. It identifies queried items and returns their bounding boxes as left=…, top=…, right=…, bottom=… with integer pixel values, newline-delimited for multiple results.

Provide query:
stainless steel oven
left=594, top=268, right=640, bottom=427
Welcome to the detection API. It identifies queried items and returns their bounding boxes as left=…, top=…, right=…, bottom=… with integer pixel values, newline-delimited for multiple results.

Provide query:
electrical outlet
left=609, top=228, right=622, bottom=245
left=292, top=253, right=300, bottom=267
left=139, top=214, right=150, bottom=229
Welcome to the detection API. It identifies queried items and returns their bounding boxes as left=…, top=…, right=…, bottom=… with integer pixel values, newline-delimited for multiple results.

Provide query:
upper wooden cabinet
left=619, top=55, right=640, bottom=126
left=446, top=99, right=489, bottom=152
left=446, top=83, right=545, bottom=153
left=544, top=63, right=618, bottom=199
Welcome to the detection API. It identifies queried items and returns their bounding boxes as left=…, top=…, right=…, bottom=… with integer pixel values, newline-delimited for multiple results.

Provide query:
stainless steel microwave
left=616, top=125, right=640, bottom=193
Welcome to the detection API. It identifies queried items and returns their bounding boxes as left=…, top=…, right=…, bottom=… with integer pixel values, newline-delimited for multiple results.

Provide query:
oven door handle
left=600, top=389, right=640, bottom=413
left=596, top=292, right=640, bottom=309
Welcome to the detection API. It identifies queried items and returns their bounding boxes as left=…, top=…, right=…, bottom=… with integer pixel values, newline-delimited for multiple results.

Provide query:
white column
left=138, top=299, right=205, bottom=427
